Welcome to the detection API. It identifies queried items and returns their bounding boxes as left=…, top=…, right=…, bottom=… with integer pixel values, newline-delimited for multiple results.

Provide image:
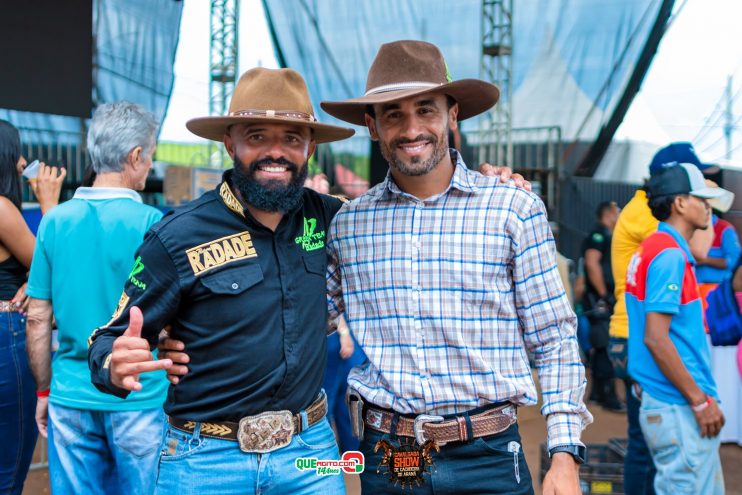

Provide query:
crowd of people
left=0, top=38, right=740, bottom=495
left=574, top=142, right=742, bottom=495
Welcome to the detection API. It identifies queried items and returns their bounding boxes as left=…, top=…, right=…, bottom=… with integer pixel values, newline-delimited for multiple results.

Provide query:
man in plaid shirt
left=321, top=40, right=592, bottom=494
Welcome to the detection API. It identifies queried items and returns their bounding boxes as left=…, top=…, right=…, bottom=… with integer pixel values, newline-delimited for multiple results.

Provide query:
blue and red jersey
left=625, top=222, right=717, bottom=404
left=696, top=215, right=741, bottom=284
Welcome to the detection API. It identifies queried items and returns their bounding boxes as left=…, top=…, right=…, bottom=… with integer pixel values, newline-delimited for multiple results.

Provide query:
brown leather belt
left=363, top=403, right=517, bottom=446
left=168, top=393, right=327, bottom=449
left=0, top=301, right=18, bottom=312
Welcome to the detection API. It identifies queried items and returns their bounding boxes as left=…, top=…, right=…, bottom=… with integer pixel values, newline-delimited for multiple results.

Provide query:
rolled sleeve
left=26, top=218, right=53, bottom=300
left=325, top=224, right=345, bottom=331
left=513, top=195, right=593, bottom=449
left=645, top=249, right=684, bottom=314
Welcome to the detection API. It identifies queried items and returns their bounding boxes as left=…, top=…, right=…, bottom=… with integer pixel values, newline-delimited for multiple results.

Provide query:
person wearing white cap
left=625, top=162, right=731, bottom=495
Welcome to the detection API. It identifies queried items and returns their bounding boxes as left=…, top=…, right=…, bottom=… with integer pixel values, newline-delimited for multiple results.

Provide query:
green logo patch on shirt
left=128, top=256, right=147, bottom=290
left=667, top=283, right=679, bottom=292
left=592, top=233, right=604, bottom=243
left=295, top=217, right=326, bottom=252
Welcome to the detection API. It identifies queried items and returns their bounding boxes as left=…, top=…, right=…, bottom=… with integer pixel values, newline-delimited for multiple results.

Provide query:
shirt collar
left=72, top=187, right=142, bottom=203
left=379, top=149, right=479, bottom=200
left=219, top=170, right=246, bottom=218
left=657, top=222, right=695, bottom=264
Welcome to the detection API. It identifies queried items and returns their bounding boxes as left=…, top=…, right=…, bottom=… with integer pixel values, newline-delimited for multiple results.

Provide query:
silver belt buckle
left=413, top=414, right=444, bottom=445
left=238, top=410, right=294, bottom=453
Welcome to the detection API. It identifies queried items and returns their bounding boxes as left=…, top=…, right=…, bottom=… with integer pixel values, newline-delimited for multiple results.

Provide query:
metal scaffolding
left=479, top=0, right=513, bottom=167
left=209, top=0, right=240, bottom=166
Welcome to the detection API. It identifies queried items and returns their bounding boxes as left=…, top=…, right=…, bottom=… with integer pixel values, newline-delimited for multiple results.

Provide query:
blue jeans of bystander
left=47, top=403, right=164, bottom=495
left=639, top=391, right=724, bottom=495
left=0, top=311, right=37, bottom=495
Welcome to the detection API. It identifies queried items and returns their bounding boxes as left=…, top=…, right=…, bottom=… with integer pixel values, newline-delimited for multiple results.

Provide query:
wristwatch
left=549, top=445, right=586, bottom=464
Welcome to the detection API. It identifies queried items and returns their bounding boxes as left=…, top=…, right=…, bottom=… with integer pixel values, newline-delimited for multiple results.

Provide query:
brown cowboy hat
left=321, top=40, right=499, bottom=126
left=187, top=67, right=354, bottom=143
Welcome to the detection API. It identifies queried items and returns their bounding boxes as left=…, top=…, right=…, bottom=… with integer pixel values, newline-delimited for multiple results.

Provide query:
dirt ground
left=22, top=386, right=742, bottom=494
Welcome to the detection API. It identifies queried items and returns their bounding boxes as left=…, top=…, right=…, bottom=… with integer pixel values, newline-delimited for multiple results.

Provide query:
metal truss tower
left=479, top=0, right=513, bottom=166
left=209, top=0, right=240, bottom=166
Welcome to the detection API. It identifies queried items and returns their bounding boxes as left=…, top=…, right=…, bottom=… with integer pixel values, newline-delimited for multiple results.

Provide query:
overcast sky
left=160, top=0, right=742, bottom=165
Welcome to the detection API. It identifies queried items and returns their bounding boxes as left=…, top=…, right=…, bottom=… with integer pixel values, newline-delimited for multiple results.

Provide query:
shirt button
left=232, top=283, right=239, bottom=290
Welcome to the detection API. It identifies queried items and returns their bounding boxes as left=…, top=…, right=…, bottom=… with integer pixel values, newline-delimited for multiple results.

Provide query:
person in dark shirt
left=582, top=200, right=623, bottom=411
left=88, top=68, right=356, bottom=494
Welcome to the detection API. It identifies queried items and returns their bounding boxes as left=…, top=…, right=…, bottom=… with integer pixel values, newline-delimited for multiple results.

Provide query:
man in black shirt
left=582, top=200, right=623, bottom=412
left=88, top=68, right=356, bottom=494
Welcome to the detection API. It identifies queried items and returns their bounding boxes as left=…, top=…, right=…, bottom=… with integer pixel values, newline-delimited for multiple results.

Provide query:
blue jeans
left=155, top=416, right=345, bottom=495
left=639, top=392, right=724, bottom=495
left=0, top=311, right=37, bottom=495
left=47, top=403, right=164, bottom=495
left=360, top=422, right=533, bottom=494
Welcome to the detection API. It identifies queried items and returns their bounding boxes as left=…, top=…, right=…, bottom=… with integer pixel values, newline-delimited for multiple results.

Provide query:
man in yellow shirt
left=609, top=142, right=718, bottom=495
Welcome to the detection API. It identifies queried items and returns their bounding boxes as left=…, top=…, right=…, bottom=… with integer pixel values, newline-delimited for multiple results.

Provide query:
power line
left=699, top=132, right=727, bottom=154
left=693, top=83, right=742, bottom=144
left=710, top=140, right=742, bottom=162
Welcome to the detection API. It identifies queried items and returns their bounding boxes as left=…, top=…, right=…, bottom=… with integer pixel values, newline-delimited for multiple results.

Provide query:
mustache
left=249, top=156, right=299, bottom=172
left=391, top=134, right=437, bottom=148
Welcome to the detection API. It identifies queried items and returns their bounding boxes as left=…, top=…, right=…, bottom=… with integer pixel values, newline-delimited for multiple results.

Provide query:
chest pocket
left=199, top=263, right=264, bottom=295
left=303, top=252, right=326, bottom=276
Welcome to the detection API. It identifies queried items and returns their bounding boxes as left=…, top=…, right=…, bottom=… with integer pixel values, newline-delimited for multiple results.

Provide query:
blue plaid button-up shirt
left=327, top=151, right=592, bottom=449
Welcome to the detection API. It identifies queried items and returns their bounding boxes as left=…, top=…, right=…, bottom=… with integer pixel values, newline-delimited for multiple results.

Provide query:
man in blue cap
left=647, top=142, right=719, bottom=176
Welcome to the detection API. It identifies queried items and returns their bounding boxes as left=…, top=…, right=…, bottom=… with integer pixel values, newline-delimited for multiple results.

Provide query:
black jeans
left=359, top=422, right=534, bottom=494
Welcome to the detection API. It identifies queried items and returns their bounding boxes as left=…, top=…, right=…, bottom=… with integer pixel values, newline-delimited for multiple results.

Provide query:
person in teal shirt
left=25, top=102, right=168, bottom=495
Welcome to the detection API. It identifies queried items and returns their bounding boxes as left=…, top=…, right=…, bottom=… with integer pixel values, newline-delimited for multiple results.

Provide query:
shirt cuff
left=25, top=285, right=51, bottom=300
left=546, top=412, right=586, bottom=451
left=644, top=302, right=679, bottom=315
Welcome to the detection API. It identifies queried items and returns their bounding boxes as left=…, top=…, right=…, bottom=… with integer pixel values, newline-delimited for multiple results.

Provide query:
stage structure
left=479, top=0, right=513, bottom=168
left=262, top=0, right=675, bottom=208
left=209, top=0, right=240, bottom=167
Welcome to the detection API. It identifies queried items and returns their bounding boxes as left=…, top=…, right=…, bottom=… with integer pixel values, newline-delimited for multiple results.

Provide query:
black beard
left=379, top=129, right=449, bottom=177
left=231, top=155, right=308, bottom=213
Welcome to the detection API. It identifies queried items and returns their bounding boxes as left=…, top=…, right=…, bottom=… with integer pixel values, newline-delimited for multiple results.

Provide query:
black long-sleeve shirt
left=89, top=174, right=343, bottom=421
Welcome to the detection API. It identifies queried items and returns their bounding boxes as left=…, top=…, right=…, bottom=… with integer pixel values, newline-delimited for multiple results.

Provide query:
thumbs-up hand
left=110, top=306, right=172, bottom=391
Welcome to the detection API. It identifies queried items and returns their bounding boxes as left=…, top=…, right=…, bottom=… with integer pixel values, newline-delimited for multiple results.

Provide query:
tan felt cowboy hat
left=187, top=67, right=354, bottom=143
left=321, top=40, right=500, bottom=126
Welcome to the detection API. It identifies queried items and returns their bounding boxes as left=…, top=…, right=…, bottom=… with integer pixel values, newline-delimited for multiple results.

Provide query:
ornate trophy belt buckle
left=413, top=414, right=444, bottom=446
left=238, top=410, right=294, bottom=453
